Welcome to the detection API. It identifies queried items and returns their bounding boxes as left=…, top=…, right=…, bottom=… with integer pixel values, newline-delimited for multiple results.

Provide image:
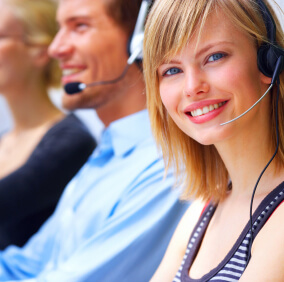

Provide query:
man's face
left=48, top=0, right=129, bottom=110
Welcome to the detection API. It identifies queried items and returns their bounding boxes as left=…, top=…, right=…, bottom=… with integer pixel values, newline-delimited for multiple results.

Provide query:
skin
left=0, top=6, right=28, bottom=94
left=48, top=0, right=146, bottom=127
left=0, top=1, right=63, bottom=178
left=151, top=10, right=284, bottom=281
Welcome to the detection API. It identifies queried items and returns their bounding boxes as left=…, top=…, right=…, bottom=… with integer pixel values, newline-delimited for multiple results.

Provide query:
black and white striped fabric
left=174, top=181, right=284, bottom=282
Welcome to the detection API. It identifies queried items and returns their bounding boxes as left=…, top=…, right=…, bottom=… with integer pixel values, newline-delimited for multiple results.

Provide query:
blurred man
left=0, top=0, right=188, bottom=281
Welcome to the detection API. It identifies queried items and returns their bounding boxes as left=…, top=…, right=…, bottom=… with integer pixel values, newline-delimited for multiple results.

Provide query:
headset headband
left=256, top=0, right=277, bottom=43
left=255, top=0, right=284, bottom=78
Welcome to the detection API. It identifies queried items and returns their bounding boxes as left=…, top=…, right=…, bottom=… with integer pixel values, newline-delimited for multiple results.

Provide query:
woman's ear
left=260, top=72, right=272, bottom=85
left=28, top=47, right=50, bottom=68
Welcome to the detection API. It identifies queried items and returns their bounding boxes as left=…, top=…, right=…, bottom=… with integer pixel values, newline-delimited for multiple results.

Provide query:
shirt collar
left=96, top=109, right=152, bottom=157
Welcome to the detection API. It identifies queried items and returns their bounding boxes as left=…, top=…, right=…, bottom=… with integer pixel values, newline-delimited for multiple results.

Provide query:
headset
left=227, top=0, right=284, bottom=268
left=221, top=0, right=284, bottom=125
left=257, top=0, right=284, bottom=79
left=65, top=0, right=152, bottom=95
left=128, top=0, right=153, bottom=65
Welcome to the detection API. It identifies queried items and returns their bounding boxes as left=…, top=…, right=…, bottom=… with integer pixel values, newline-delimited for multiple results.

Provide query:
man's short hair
left=104, top=0, right=143, bottom=36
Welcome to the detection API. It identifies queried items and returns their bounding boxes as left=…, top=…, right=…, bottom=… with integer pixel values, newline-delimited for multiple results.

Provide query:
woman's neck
left=215, top=121, right=284, bottom=198
left=5, top=83, right=64, bottom=132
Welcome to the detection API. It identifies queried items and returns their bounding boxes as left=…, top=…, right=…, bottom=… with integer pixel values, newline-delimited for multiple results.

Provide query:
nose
left=48, top=29, right=73, bottom=61
left=183, top=67, right=209, bottom=97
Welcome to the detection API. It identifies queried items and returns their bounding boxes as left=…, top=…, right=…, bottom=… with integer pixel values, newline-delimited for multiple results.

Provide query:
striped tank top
left=174, top=181, right=284, bottom=282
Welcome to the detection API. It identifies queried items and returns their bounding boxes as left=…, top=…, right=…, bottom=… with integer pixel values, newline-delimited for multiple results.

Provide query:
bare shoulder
left=176, top=199, right=206, bottom=239
left=151, top=199, right=205, bottom=282
left=241, top=201, right=284, bottom=281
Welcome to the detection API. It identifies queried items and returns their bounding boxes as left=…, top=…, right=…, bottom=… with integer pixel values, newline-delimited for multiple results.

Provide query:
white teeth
left=203, top=106, right=209, bottom=114
left=196, top=109, right=203, bottom=116
left=62, top=69, right=82, bottom=76
left=190, top=102, right=226, bottom=117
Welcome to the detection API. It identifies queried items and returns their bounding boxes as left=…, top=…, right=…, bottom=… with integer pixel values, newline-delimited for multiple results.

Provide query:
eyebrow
left=56, top=16, right=89, bottom=28
left=65, top=16, right=91, bottom=24
left=194, top=41, right=234, bottom=58
left=163, top=41, right=234, bottom=65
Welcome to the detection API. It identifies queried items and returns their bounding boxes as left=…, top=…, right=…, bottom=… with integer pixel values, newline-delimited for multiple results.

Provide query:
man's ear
left=29, top=47, right=50, bottom=68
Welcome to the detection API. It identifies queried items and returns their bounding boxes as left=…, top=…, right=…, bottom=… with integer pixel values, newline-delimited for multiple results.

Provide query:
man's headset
left=128, top=0, right=152, bottom=65
left=64, top=0, right=152, bottom=95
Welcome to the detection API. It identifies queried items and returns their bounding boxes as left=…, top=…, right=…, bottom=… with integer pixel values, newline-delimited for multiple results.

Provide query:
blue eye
left=208, top=53, right=225, bottom=62
left=164, top=67, right=182, bottom=76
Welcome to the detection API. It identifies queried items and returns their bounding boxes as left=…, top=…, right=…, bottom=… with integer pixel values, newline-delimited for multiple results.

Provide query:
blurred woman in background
left=0, top=0, right=96, bottom=248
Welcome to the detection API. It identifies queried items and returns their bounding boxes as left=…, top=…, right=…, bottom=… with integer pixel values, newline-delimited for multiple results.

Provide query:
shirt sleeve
left=0, top=159, right=188, bottom=282
left=0, top=210, right=61, bottom=280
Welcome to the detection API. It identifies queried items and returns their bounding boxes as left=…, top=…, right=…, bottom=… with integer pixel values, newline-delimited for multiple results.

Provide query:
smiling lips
left=189, top=101, right=227, bottom=117
left=61, top=67, right=86, bottom=84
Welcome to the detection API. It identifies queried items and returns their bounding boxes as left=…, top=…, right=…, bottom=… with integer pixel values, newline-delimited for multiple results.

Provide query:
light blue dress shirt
left=0, top=110, right=189, bottom=282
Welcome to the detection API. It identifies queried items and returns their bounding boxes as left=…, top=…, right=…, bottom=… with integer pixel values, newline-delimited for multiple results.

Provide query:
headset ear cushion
left=258, top=44, right=284, bottom=77
left=127, top=32, right=143, bottom=64
left=127, top=33, right=143, bottom=70
left=127, top=33, right=134, bottom=60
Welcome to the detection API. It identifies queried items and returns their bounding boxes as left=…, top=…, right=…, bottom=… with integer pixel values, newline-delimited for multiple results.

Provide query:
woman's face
left=0, top=2, right=36, bottom=95
left=157, top=11, right=271, bottom=146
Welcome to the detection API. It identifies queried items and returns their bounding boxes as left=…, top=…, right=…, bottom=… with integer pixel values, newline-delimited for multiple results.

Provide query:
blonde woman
left=144, top=0, right=284, bottom=280
left=0, top=0, right=95, bottom=248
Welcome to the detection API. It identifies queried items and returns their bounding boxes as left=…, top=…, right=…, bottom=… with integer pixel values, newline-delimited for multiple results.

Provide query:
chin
left=195, top=137, right=215, bottom=146
left=199, top=129, right=234, bottom=147
left=62, top=92, right=85, bottom=111
left=62, top=90, right=103, bottom=111
left=188, top=128, right=228, bottom=146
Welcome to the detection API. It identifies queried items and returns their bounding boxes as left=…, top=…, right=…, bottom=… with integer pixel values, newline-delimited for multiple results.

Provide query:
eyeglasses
left=0, top=33, right=50, bottom=48
left=0, top=34, right=40, bottom=47
left=0, top=33, right=25, bottom=41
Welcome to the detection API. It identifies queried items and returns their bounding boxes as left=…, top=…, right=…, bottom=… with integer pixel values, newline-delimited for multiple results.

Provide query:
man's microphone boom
left=63, top=48, right=142, bottom=95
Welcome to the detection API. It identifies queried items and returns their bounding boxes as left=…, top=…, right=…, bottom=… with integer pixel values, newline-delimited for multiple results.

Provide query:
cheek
left=222, top=54, right=260, bottom=91
left=209, top=63, right=238, bottom=88
left=0, top=44, right=14, bottom=65
left=0, top=49, right=21, bottom=78
left=230, top=63, right=262, bottom=106
left=159, top=82, right=180, bottom=115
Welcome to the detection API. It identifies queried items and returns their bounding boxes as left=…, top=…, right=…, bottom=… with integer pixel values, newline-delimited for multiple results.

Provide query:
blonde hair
left=4, top=0, right=61, bottom=89
left=144, top=0, right=284, bottom=202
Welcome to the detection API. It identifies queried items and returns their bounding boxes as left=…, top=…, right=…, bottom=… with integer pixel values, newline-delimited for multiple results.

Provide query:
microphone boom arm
left=220, top=83, right=274, bottom=126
